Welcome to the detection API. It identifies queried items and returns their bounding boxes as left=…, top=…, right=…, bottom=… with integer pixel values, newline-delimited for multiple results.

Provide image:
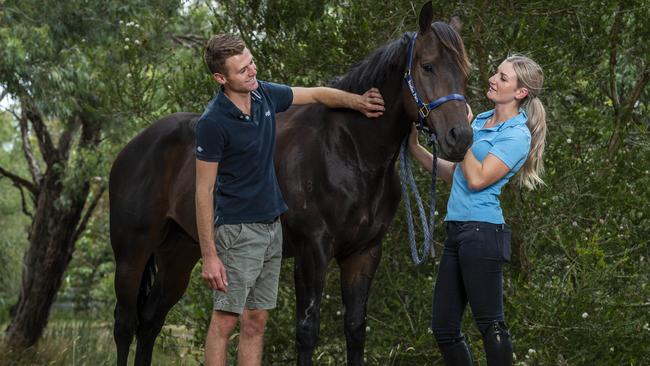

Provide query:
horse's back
left=109, top=112, right=199, bottom=238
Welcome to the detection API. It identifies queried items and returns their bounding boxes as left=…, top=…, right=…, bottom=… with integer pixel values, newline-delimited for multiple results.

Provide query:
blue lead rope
left=399, top=134, right=437, bottom=265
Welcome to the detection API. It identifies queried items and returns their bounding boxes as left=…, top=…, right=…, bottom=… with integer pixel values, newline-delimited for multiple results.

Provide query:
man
left=194, top=33, right=385, bottom=366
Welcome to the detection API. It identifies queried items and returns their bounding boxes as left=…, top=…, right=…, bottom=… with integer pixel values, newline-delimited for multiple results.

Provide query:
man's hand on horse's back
left=359, top=87, right=385, bottom=118
left=202, top=255, right=228, bottom=292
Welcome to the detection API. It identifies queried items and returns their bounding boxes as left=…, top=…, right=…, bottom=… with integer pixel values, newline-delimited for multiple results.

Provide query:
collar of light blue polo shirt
left=473, top=108, right=528, bottom=132
left=214, top=86, right=263, bottom=122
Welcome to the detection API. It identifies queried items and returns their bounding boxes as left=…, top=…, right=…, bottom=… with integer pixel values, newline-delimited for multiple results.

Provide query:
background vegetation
left=1, top=0, right=648, bottom=365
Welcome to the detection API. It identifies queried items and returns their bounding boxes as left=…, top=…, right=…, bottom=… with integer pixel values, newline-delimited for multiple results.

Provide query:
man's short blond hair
left=204, top=34, right=246, bottom=75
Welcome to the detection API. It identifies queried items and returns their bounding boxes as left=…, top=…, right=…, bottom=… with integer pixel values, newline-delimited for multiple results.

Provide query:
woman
left=409, top=55, right=547, bottom=365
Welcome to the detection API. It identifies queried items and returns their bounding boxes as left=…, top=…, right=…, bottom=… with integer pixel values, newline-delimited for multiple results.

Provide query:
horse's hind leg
left=134, top=227, right=200, bottom=366
left=294, top=235, right=329, bottom=366
left=113, top=238, right=153, bottom=366
left=337, top=244, right=382, bottom=366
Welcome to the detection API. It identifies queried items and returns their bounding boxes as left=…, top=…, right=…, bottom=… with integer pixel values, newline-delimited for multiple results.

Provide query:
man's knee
left=209, top=310, right=239, bottom=338
left=241, top=309, right=268, bottom=338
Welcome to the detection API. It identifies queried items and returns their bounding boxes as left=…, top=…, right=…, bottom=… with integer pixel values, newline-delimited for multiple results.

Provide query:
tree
left=0, top=0, right=180, bottom=349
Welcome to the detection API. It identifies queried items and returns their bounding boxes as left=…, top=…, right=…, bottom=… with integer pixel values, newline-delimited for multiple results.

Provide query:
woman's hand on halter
left=466, top=103, right=473, bottom=123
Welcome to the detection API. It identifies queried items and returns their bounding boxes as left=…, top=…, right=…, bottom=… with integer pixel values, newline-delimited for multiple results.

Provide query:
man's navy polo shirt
left=446, top=109, right=531, bottom=224
left=195, top=81, right=293, bottom=225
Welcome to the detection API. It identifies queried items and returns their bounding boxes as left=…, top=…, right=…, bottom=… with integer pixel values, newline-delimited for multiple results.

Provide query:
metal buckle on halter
left=418, top=105, right=430, bottom=119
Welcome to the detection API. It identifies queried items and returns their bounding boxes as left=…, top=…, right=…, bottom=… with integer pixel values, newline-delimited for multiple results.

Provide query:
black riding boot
left=482, top=321, right=513, bottom=366
left=439, top=339, right=474, bottom=366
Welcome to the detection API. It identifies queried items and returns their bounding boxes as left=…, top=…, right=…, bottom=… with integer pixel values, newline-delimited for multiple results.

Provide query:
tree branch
left=608, top=2, right=625, bottom=109
left=17, top=185, right=33, bottom=218
left=72, top=184, right=106, bottom=244
left=22, top=98, right=59, bottom=166
left=58, top=115, right=81, bottom=161
left=0, top=165, right=38, bottom=196
left=169, top=34, right=206, bottom=49
left=18, top=112, right=43, bottom=185
left=623, top=67, right=650, bottom=110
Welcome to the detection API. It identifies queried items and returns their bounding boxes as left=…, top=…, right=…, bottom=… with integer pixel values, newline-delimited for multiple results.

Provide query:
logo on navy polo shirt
left=265, top=110, right=271, bottom=117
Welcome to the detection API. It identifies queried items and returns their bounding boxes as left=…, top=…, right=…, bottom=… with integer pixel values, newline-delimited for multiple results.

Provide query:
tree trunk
left=4, top=170, right=90, bottom=349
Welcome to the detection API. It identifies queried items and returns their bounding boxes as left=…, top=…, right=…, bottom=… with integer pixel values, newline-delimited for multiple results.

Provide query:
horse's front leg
left=293, top=236, right=329, bottom=366
left=337, top=243, right=382, bottom=366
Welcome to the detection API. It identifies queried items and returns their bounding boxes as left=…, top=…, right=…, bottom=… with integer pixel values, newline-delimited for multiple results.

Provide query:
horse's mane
left=431, top=22, right=472, bottom=78
left=333, top=22, right=471, bottom=93
left=333, top=33, right=411, bottom=94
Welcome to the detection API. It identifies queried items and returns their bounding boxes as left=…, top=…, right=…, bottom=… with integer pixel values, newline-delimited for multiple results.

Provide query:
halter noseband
left=404, top=33, right=465, bottom=139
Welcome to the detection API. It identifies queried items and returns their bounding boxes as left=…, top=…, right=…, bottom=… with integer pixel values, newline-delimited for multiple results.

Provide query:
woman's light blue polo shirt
left=445, top=109, right=531, bottom=224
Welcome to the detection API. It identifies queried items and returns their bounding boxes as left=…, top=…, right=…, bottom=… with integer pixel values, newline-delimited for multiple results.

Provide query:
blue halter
left=404, top=33, right=466, bottom=135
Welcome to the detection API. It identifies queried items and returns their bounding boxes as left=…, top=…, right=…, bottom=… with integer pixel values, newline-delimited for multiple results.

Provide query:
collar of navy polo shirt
left=473, top=108, right=528, bottom=132
left=214, top=85, right=263, bottom=122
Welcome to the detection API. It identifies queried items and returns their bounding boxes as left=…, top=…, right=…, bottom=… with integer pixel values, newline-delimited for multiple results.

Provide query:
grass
left=1, top=309, right=201, bottom=366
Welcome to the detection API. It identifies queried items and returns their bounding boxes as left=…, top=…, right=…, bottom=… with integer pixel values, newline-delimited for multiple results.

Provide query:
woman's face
left=486, top=61, right=527, bottom=104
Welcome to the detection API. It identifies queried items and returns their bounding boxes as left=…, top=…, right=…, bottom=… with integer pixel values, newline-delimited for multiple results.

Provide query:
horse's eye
left=422, top=63, right=434, bottom=73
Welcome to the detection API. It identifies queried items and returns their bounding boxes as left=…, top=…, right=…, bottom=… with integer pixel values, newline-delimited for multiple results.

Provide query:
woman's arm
left=407, top=124, right=456, bottom=184
left=460, top=149, right=510, bottom=191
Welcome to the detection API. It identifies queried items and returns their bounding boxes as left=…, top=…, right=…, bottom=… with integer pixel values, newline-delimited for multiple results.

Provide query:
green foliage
left=0, top=113, right=30, bottom=322
left=58, top=199, right=115, bottom=313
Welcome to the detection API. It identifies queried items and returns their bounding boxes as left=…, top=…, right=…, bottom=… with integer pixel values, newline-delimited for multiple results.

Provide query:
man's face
left=215, top=47, right=258, bottom=93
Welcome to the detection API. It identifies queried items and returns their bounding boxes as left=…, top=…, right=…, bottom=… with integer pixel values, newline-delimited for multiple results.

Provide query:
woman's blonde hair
left=507, top=55, right=547, bottom=190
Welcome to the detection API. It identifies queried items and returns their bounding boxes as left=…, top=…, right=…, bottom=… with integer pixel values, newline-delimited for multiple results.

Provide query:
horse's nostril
left=446, top=125, right=472, bottom=149
left=447, top=127, right=459, bottom=144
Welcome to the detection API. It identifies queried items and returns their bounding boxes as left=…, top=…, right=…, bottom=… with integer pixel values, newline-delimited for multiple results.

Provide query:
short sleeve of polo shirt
left=195, top=116, right=227, bottom=162
left=489, top=127, right=531, bottom=169
left=261, top=81, right=293, bottom=113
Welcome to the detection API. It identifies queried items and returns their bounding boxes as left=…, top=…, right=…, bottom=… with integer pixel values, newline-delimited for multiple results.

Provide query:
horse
left=109, top=2, right=472, bottom=365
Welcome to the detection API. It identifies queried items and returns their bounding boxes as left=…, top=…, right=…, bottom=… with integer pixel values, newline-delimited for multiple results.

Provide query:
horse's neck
left=342, top=82, right=410, bottom=171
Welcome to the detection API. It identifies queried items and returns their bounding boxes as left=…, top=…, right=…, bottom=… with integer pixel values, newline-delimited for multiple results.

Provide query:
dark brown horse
left=109, top=3, right=472, bottom=365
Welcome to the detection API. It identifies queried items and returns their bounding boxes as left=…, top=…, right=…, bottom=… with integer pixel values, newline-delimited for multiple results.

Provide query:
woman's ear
left=516, top=87, right=529, bottom=100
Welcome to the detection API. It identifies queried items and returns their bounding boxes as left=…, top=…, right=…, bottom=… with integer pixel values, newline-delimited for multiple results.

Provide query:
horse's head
left=403, top=2, right=473, bottom=162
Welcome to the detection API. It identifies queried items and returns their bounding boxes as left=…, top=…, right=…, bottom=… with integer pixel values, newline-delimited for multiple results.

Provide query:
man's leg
left=238, top=309, right=269, bottom=366
left=205, top=310, right=239, bottom=366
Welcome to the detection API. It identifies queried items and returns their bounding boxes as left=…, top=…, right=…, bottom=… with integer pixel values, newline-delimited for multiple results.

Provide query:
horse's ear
left=449, top=15, right=462, bottom=34
left=418, top=1, right=434, bottom=34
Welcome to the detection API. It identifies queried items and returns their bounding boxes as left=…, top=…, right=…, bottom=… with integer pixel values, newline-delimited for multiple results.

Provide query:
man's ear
left=213, top=73, right=227, bottom=85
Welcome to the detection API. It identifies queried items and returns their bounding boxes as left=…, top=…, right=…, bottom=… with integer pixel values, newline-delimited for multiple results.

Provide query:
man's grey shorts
left=213, top=219, right=282, bottom=314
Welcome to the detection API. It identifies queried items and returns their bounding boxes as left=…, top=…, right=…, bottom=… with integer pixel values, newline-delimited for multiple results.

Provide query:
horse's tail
left=137, top=254, right=157, bottom=317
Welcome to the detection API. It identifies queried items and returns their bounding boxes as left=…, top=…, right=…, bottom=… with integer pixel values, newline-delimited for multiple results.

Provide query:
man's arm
left=291, top=87, right=385, bottom=118
left=195, top=159, right=228, bottom=292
